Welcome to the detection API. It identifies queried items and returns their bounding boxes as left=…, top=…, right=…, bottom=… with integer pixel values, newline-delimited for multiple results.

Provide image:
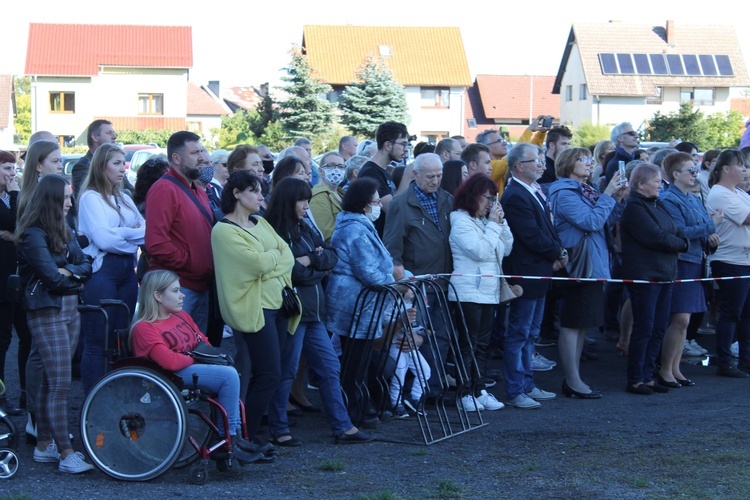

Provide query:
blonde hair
left=132, top=270, right=180, bottom=326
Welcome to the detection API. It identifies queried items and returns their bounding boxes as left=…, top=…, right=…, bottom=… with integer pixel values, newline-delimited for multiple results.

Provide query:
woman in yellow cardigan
left=211, top=170, right=299, bottom=444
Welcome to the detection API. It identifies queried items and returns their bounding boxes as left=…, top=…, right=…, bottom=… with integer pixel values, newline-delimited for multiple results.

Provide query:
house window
left=187, top=121, right=202, bottom=133
left=138, top=93, right=164, bottom=115
left=422, top=131, right=449, bottom=144
left=680, top=88, right=694, bottom=103
left=421, top=88, right=450, bottom=108
left=646, top=86, right=663, bottom=105
left=49, top=92, right=75, bottom=113
left=467, top=118, right=477, bottom=129
left=694, top=88, right=715, bottom=106
left=565, top=86, right=573, bottom=101
left=579, top=84, right=587, bottom=100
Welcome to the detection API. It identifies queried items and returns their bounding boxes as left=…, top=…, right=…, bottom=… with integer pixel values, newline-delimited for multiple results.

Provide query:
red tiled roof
left=96, top=116, right=186, bottom=132
left=0, top=75, right=12, bottom=129
left=303, top=25, right=471, bottom=87
left=187, top=82, right=230, bottom=116
left=25, top=23, right=192, bottom=76
left=476, top=75, right=559, bottom=120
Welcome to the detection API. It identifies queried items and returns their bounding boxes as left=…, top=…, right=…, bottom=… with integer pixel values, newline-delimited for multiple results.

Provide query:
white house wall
left=405, top=86, right=466, bottom=140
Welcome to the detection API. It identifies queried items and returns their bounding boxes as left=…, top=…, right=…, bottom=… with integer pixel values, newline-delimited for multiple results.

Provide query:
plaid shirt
left=413, top=183, right=444, bottom=239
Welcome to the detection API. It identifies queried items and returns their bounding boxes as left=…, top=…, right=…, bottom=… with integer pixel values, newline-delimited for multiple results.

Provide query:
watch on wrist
left=559, top=248, right=568, bottom=260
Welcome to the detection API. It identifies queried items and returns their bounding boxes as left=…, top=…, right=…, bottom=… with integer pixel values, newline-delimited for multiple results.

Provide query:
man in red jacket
left=145, top=131, right=214, bottom=332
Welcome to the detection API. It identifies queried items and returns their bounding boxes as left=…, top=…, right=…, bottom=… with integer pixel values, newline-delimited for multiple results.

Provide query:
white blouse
left=77, top=190, right=145, bottom=272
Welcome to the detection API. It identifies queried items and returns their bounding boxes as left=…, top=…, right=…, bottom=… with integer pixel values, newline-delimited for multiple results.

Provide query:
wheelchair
left=78, top=302, right=254, bottom=483
left=0, top=379, right=20, bottom=480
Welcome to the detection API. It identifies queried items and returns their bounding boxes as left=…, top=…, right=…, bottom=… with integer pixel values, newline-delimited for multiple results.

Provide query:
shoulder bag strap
left=163, top=175, right=214, bottom=227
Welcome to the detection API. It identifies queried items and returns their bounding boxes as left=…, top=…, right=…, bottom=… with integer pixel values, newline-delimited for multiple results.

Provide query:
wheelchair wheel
left=81, top=367, right=188, bottom=481
left=0, top=448, right=19, bottom=479
left=0, top=415, right=18, bottom=451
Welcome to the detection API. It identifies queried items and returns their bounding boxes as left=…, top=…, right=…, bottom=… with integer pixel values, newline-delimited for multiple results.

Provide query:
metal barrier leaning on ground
left=339, top=275, right=487, bottom=446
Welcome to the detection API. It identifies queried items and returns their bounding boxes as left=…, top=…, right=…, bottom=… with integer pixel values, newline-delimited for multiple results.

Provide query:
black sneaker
left=534, top=337, right=557, bottom=347
left=717, top=366, right=750, bottom=378
left=481, top=377, right=497, bottom=388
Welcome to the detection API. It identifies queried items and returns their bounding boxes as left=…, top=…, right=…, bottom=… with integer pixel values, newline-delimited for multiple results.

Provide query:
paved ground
left=2, top=329, right=749, bottom=499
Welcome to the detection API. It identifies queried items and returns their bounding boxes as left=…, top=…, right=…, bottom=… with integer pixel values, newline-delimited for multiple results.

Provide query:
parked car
left=121, top=144, right=158, bottom=169
left=127, top=147, right=167, bottom=184
left=62, top=153, right=85, bottom=179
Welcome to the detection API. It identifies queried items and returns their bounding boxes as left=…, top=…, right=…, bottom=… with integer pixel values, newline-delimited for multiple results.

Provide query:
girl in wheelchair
left=130, top=270, right=270, bottom=465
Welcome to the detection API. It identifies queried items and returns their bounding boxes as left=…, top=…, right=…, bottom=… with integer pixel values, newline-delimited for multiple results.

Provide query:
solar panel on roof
left=617, top=54, right=635, bottom=74
left=715, top=55, right=734, bottom=76
left=666, top=54, right=685, bottom=75
left=599, top=53, right=618, bottom=74
left=633, top=54, right=651, bottom=74
left=682, top=55, right=701, bottom=76
left=650, top=54, right=668, bottom=75
left=699, top=55, right=718, bottom=76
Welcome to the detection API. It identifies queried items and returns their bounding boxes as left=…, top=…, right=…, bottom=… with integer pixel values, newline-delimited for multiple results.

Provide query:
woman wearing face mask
left=325, top=178, right=394, bottom=426
left=310, top=151, right=347, bottom=243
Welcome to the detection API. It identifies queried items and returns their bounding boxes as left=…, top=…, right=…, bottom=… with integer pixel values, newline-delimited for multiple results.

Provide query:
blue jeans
left=80, top=253, right=138, bottom=395
left=233, top=308, right=287, bottom=439
left=711, top=261, right=750, bottom=367
left=626, top=283, right=673, bottom=385
left=269, top=321, right=353, bottom=437
left=503, top=296, right=545, bottom=399
left=181, top=287, right=210, bottom=335
left=176, top=364, right=241, bottom=436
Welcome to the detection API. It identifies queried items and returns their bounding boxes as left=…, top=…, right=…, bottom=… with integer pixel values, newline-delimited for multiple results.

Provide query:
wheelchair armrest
left=111, top=357, right=184, bottom=387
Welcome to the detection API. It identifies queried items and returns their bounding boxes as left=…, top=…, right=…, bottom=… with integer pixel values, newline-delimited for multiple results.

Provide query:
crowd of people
left=1, top=116, right=750, bottom=475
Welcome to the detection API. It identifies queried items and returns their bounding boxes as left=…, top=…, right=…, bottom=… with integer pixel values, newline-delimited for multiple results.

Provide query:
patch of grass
left=410, top=447, right=428, bottom=456
left=632, top=477, right=651, bottom=488
left=357, top=490, right=400, bottom=500
left=432, top=480, right=463, bottom=498
left=1, top=496, right=33, bottom=500
left=318, top=458, right=347, bottom=472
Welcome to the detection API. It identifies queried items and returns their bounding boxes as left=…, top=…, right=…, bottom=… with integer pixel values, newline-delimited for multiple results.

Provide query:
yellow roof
left=302, top=25, right=471, bottom=87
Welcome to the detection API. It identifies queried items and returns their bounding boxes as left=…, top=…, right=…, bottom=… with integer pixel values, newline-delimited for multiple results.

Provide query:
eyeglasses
left=213, top=162, right=227, bottom=168
left=578, top=157, right=594, bottom=165
left=487, top=138, right=507, bottom=146
left=620, top=131, right=639, bottom=137
left=391, top=141, right=409, bottom=148
left=321, top=162, right=345, bottom=169
left=678, top=167, right=700, bottom=175
left=482, top=194, right=496, bottom=205
left=518, top=158, right=543, bottom=166
left=370, top=198, right=382, bottom=206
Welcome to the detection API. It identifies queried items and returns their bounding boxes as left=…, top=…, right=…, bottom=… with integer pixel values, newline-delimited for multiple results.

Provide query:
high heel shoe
left=289, top=395, right=321, bottom=413
left=675, top=377, right=695, bottom=387
left=561, top=379, right=602, bottom=399
left=656, top=374, right=681, bottom=389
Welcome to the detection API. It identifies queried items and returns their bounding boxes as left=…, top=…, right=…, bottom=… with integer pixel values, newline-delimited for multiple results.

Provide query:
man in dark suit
left=500, top=143, right=567, bottom=409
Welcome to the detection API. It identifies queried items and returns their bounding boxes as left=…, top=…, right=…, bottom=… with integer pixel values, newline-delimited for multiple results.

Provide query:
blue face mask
left=198, top=166, right=214, bottom=185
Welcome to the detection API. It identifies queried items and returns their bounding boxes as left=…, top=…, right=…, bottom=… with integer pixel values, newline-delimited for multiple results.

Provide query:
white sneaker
left=459, top=394, right=485, bottom=411
left=222, top=325, right=233, bottom=339
left=683, top=340, right=703, bottom=356
left=526, top=387, right=557, bottom=401
left=58, top=452, right=94, bottom=474
left=689, top=339, right=708, bottom=355
left=33, top=442, right=60, bottom=463
left=731, top=341, right=739, bottom=358
left=531, top=352, right=554, bottom=371
left=476, top=390, right=504, bottom=410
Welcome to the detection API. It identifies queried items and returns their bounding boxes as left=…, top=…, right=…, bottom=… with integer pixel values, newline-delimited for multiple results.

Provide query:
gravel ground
left=2, top=329, right=749, bottom=499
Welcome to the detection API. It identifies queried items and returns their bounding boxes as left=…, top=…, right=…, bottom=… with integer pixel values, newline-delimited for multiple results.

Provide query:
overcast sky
left=5, top=0, right=748, bottom=91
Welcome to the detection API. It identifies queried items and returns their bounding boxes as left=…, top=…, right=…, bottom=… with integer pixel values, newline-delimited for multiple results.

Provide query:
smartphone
left=618, top=160, right=627, bottom=185
left=541, top=117, right=553, bottom=128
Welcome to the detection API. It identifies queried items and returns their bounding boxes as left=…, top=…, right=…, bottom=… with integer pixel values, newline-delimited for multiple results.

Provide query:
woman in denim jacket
left=325, top=178, right=394, bottom=425
left=659, top=152, right=721, bottom=387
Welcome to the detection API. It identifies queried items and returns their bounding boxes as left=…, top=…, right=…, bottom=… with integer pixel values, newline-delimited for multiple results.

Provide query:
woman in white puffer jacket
left=448, top=173, right=514, bottom=411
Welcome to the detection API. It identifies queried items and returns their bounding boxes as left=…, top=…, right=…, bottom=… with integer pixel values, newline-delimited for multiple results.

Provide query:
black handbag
left=566, top=233, right=595, bottom=279
left=188, top=341, right=235, bottom=366
left=281, top=285, right=301, bottom=316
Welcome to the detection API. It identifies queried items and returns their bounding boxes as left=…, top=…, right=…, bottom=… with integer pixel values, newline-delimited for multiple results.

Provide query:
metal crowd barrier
left=339, top=275, right=487, bottom=445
